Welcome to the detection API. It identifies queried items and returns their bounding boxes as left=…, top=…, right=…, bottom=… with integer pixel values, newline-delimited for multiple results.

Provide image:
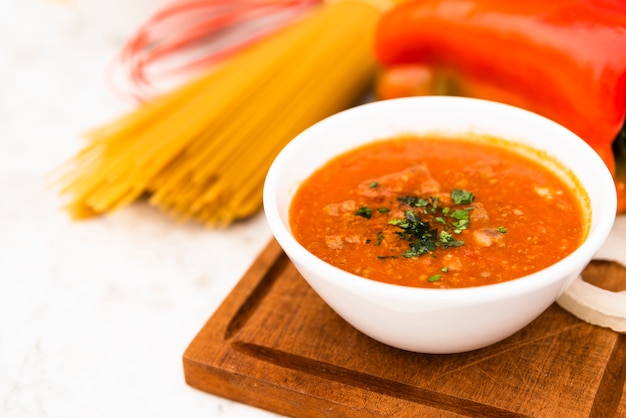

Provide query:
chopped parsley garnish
left=497, top=226, right=508, bottom=233
left=354, top=188, right=505, bottom=263
left=451, top=189, right=474, bottom=205
left=448, top=209, right=470, bottom=233
left=384, top=191, right=470, bottom=257
left=449, top=209, right=469, bottom=220
left=369, top=181, right=379, bottom=188
left=427, top=274, right=441, bottom=282
left=355, top=206, right=373, bottom=219
left=388, top=210, right=438, bottom=257
left=439, top=230, right=464, bottom=248
left=398, top=195, right=430, bottom=208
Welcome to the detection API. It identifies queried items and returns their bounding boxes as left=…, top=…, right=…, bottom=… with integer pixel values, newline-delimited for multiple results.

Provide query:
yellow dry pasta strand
left=62, top=122, right=182, bottom=213
left=206, top=61, right=372, bottom=217
left=84, top=75, right=213, bottom=142
left=145, top=11, right=320, bottom=196
left=84, top=25, right=296, bottom=144
left=154, top=1, right=380, bottom=223
left=330, top=0, right=398, bottom=13
left=86, top=178, right=143, bottom=213
left=64, top=58, right=262, bottom=214
left=63, top=76, right=222, bottom=202
left=191, top=16, right=359, bottom=179
left=57, top=112, right=180, bottom=212
left=57, top=156, right=121, bottom=210
left=153, top=18, right=314, bottom=219
left=61, top=163, right=142, bottom=218
left=149, top=47, right=338, bottom=214
left=58, top=15, right=310, bottom=216
left=209, top=36, right=372, bottom=225
left=157, top=10, right=329, bottom=167
left=148, top=106, right=304, bottom=207
left=160, top=2, right=377, bottom=204
left=56, top=0, right=401, bottom=224
left=172, top=8, right=379, bottom=223
left=206, top=5, right=377, bottom=192
left=202, top=93, right=363, bottom=222
left=53, top=148, right=103, bottom=195
left=63, top=200, right=100, bottom=220
left=104, top=60, right=268, bottom=168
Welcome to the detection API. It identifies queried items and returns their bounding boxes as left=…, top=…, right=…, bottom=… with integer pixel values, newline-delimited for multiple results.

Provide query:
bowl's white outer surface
left=263, top=97, right=617, bottom=354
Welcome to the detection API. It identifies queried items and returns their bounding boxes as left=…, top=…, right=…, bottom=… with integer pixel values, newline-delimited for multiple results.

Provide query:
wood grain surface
left=183, top=239, right=626, bottom=417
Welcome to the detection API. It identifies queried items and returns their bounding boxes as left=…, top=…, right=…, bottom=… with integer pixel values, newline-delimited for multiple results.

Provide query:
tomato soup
left=289, top=135, right=589, bottom=288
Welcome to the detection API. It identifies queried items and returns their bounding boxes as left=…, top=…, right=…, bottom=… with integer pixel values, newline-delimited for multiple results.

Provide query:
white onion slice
left=557, top=274, right=626, bottom=333
left=556, top=216, right=626, bottom=333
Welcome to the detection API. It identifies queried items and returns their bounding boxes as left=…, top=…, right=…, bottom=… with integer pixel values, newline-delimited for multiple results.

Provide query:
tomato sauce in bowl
left=264, top=96, right=615, bottom=353
left=289, top=135, right=588, bottom=288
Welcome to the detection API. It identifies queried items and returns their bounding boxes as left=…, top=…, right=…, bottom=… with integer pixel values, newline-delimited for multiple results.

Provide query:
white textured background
left=0, top=1, right=278, bottom=417
left=1, top=1, right=625, bottom=418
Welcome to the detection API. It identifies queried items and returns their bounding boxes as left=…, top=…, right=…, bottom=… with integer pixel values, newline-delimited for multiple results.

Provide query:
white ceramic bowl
left=263, top=96, right=617, bottom=354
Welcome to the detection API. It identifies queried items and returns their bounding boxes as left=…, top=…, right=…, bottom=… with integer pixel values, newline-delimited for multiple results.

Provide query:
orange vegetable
left=373, top=0, right=626, bottom=212
left=290, top=135, right=587, bottom=288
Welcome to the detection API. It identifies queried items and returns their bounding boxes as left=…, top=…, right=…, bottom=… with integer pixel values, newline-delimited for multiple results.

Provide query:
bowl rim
left=263, top=96, right=617, bottom=302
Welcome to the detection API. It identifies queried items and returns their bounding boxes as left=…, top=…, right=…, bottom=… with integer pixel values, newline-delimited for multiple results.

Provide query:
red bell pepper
left=373, top=0, right=626, bottom=213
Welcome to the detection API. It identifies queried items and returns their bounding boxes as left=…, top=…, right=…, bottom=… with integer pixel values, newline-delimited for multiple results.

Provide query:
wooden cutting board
left=183, top=239, right=626, bottom=417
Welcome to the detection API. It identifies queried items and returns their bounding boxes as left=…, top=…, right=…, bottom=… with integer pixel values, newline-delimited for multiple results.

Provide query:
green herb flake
left=439, top=230, right=464, bottom=247
left=398, top=195, right=429, bottom=207
left=441, top=267, right=449, bottom=273
left=380, top=190, right=476, bottom=259
left=369, top=181, right=379, bottom=188
left=425, top=196, right=440, bottom=213
left=452, top=218, right=470, bottom=233
left=451, top=189, right=474, bottom=205
left=375, top=231, right=384, bottom=246
left=441, top=230, right=454, bottom=241
left=449, top=209, right=469, bottom=220
left=388, top=217, right=409, bottom=228
left=497, top=226, right=508, bottom=233
left=378, top=207, right=390, bottom=213
left=427, top=274, right=441, bottom=282
left=356, top=206, right=373, bottom=219
left=388, top=210, right=440, bottom=258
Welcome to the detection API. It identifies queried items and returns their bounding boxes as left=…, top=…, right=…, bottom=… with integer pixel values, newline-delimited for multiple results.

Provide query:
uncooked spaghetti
left=55, top=0, right=400, bottom=226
